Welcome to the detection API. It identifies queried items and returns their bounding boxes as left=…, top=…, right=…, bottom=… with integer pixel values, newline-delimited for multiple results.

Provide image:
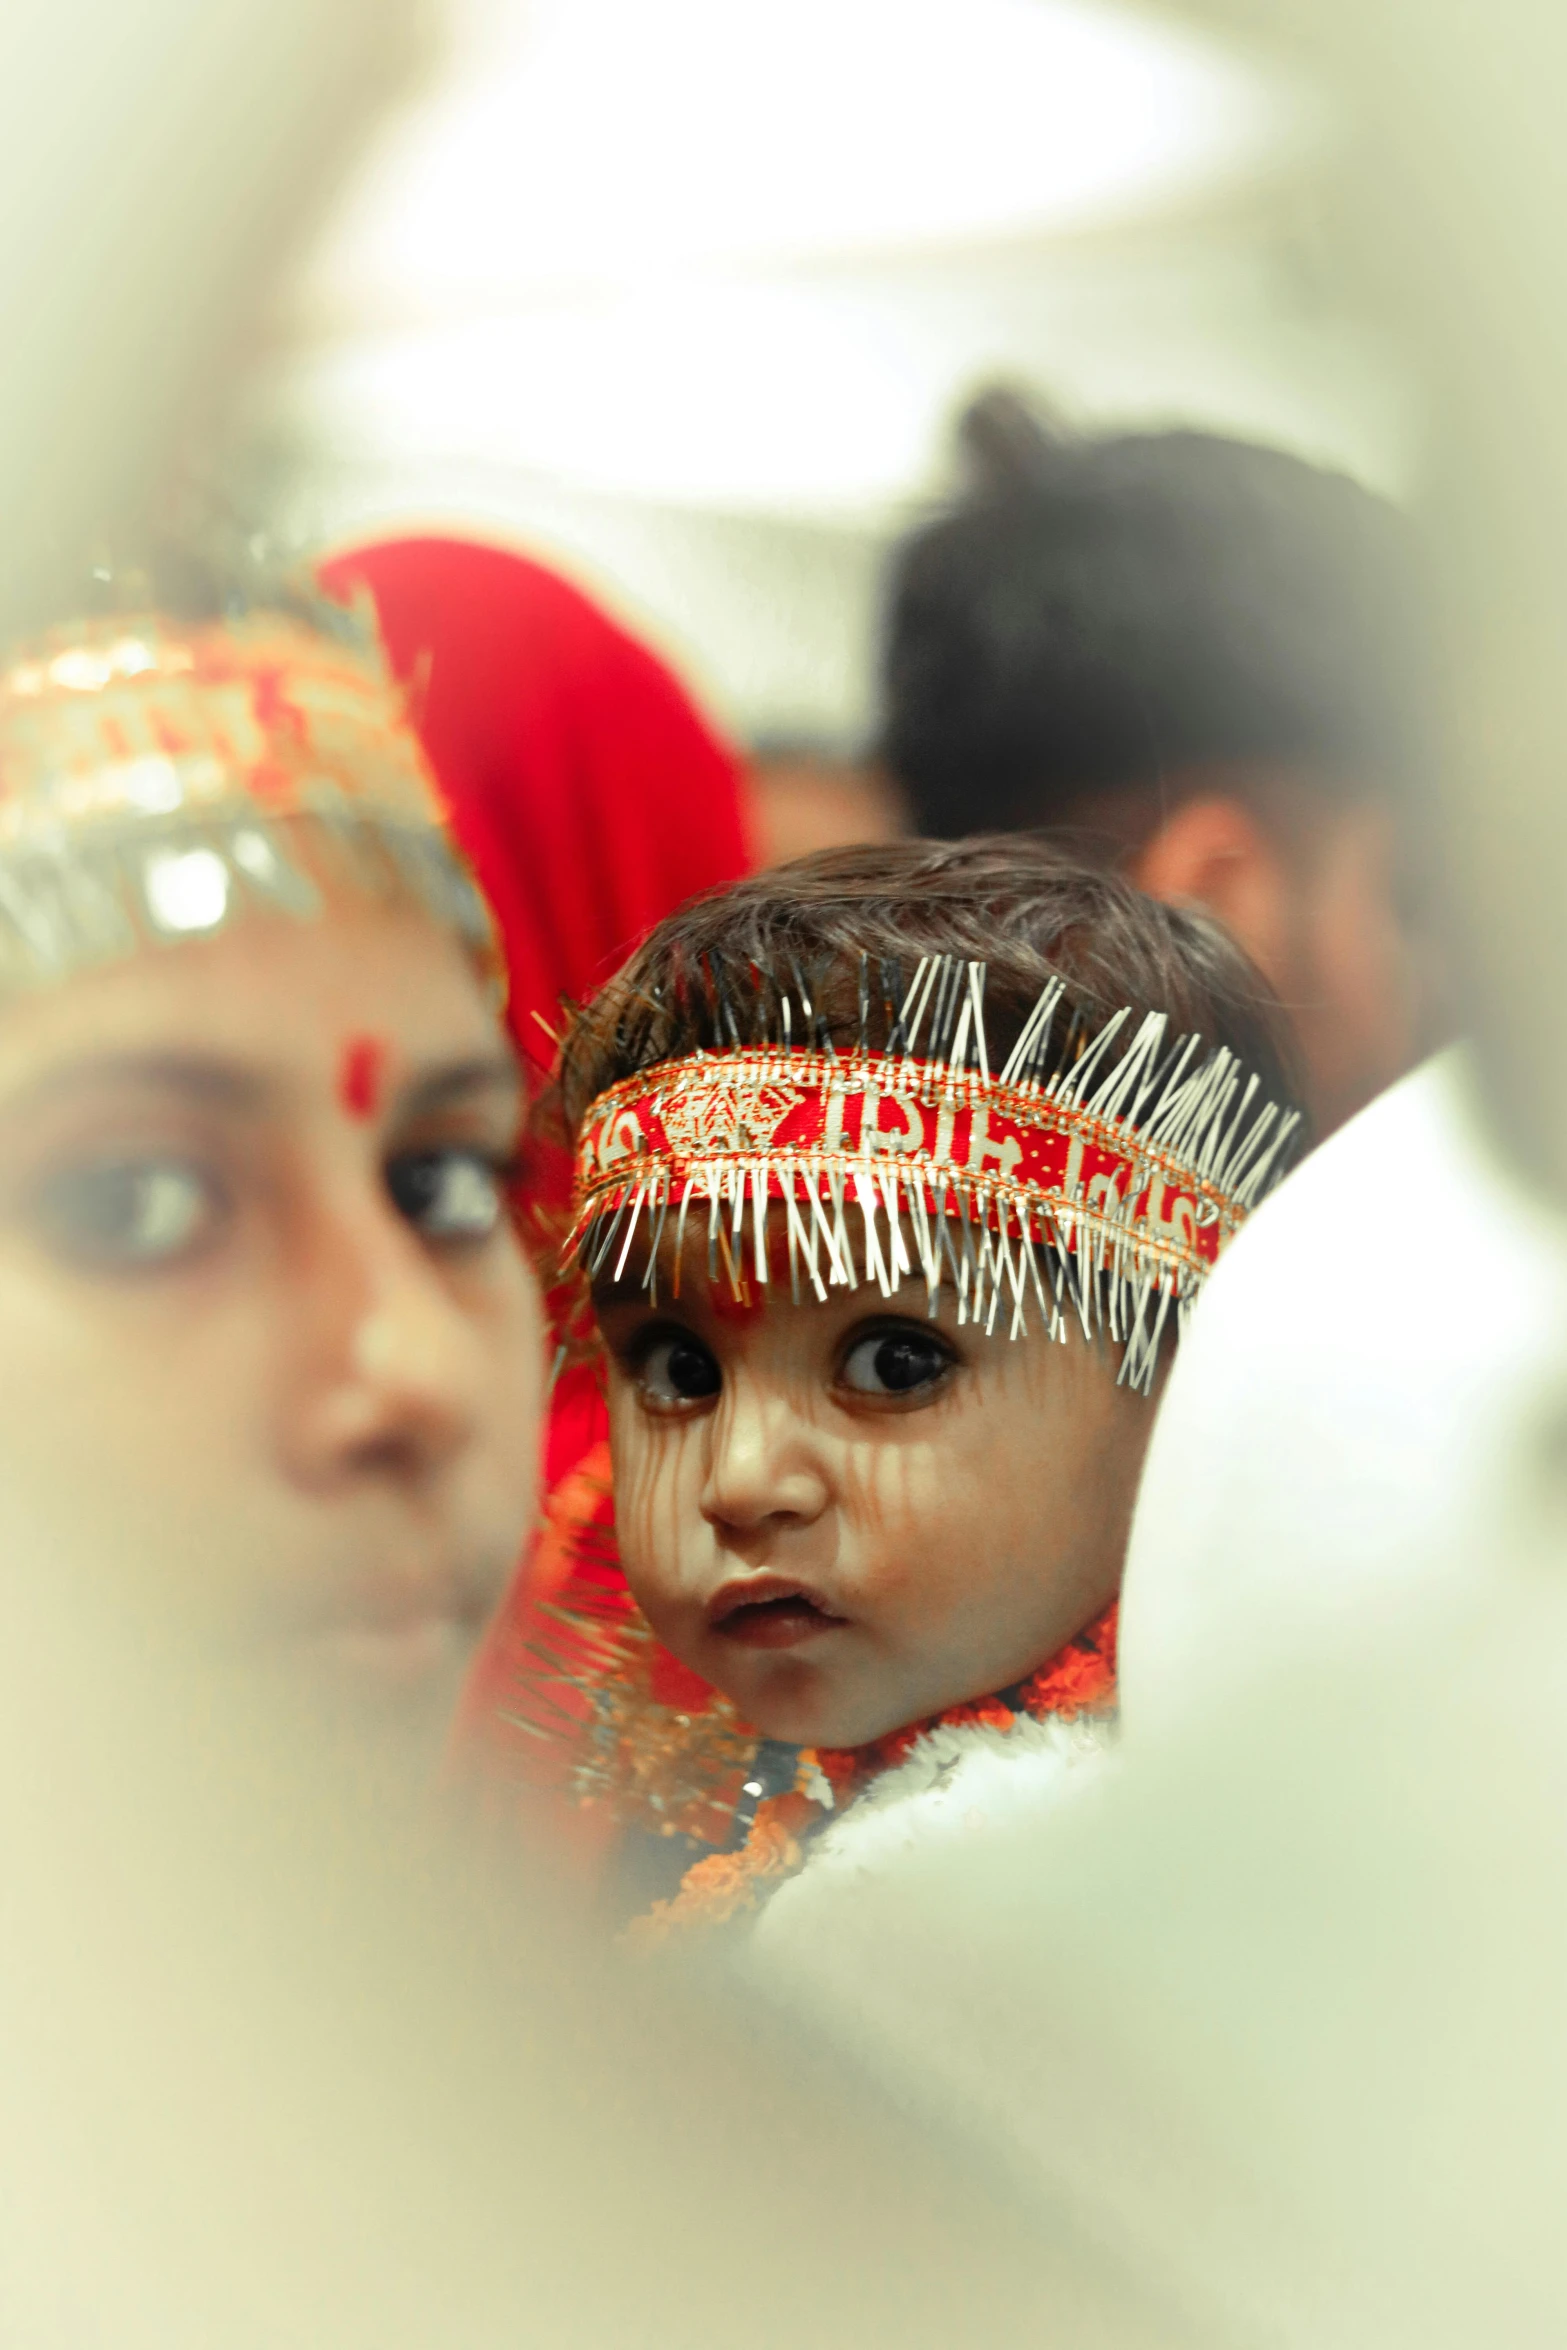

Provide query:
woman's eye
left=839, top=1327, right=954, bottom=1399
left=34, top=1158, right=222, bottom=1269
left=386, top=1148, right=504, bottom=1243
left=636, top=1333, right=722, bottom=1408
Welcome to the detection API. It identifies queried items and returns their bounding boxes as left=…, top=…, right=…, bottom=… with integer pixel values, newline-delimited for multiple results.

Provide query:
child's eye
left=33, top=1155, right=225, bottom=1271
left=839, top=1326, right=955, bottom=1399
left=636, top=1332, right=722, bottom=1408
left=385, top=1148, right=505, bottom=1244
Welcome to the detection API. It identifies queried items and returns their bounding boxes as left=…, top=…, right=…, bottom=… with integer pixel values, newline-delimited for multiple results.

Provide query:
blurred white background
left=253, top=0, right=1415, bottom=745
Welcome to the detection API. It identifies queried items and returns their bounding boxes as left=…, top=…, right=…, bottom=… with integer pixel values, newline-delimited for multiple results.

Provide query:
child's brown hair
left=557, top=835, right=1304, bottom=1139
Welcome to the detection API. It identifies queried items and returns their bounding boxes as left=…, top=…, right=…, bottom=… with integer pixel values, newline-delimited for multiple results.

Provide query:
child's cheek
left=836, top=1436, right=949, bottom=1605
left=604, top=1388, right=709, bottom=1610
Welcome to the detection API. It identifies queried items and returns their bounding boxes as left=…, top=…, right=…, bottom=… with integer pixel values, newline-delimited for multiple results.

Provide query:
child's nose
left=698, top=1384, right=828, bottom=1534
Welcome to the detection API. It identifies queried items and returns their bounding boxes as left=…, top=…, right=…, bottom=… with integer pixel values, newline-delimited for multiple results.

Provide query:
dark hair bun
left=955, top=385, right=1074, bottom=500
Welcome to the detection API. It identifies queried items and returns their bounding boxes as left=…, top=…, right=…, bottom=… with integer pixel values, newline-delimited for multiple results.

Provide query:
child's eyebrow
left=591, top=1226, right=692, bottom=1312
left=590, top=1272, right=660, bottom=1310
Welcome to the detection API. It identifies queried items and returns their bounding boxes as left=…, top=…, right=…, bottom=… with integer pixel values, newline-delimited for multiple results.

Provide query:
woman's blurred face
left=0, top=889, right=544, bottom=1753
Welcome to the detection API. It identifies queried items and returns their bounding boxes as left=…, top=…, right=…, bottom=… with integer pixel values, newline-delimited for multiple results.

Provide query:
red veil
left=319, top=534, right=749, bottom=1071
left=319, top=535, right=753, bottom=1831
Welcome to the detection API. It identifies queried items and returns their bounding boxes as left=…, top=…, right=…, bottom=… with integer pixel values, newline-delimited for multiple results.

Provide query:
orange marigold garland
left=1016, top=1602, right=1119, bottom=1715
left=627, top=1791, right=822, bottom=1946
left=629, top=1602, right=1118, bottom=1945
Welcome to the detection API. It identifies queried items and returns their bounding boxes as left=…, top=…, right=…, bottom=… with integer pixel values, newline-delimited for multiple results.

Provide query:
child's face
left=595, top=1221, right=1156, bottom=1748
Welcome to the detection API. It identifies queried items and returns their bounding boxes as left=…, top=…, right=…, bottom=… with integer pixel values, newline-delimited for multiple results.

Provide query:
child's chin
left=740, top=1672, right=914, bottom=1754
left=726, top=1664, right=852, bottom=1752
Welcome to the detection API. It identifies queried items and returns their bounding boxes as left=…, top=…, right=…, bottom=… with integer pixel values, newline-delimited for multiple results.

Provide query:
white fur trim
left=751, top=1708, right=1115, bottom=1960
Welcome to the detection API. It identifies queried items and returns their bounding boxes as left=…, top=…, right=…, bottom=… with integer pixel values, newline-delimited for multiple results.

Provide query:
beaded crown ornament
left=567, top=949, right=1300, bottom=1390
left=0, top=608, right=495, bottom=992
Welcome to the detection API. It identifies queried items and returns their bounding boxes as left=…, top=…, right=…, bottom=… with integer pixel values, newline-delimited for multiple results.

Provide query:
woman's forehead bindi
left=336, top=1034, right=387, bottom=1121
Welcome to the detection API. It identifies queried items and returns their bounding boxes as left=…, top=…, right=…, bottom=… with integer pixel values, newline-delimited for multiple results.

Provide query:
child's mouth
left=707, top=1581, right=848, bottom=1651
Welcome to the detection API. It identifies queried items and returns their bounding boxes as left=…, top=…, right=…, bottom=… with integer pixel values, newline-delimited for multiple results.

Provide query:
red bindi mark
left=336, top=1034, right=387, bottom=1122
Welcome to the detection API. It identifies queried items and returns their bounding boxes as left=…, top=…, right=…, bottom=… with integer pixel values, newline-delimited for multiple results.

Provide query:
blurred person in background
left=881, top=389, right=1446, bottom=1137
left=746, top=730, right=904, bottom=868
left=0, top=548, right=544, bottom=1781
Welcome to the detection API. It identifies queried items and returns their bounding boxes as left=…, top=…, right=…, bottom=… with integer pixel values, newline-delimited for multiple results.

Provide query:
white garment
left=740, top=1056, right=1567, bottom=2346
left=735, top=1052, right=1567, bottom=2346
left=752, top=1708, right=1114, bottom=1962
left=1120, top=1047, right=1567, bottom=1739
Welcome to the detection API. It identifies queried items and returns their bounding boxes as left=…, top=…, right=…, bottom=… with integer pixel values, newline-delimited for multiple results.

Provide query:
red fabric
left=317, top=533, right=753, bottom=1073
left=317, top=537, right=754, bottom=1804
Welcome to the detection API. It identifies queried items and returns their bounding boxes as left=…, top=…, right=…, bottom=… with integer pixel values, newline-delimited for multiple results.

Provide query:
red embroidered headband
left=568, top=957, right=1299, bottom=1391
